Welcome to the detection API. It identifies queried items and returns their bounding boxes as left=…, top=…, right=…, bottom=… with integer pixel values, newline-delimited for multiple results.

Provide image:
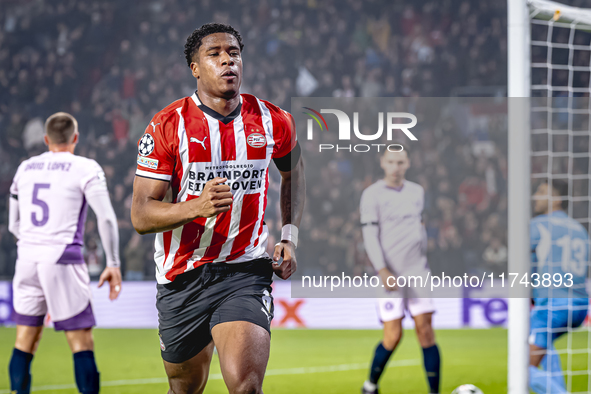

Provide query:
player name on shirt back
left=24, top=161, right=72, bottom=172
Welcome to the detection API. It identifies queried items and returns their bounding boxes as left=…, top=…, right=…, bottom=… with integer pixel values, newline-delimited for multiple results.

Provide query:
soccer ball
left=452, top=384, right=484, bottom=394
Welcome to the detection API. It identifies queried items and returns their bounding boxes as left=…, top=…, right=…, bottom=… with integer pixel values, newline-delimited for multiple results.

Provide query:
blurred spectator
left=482, top=237, right=508, bottom=276
left=84, top=238, right=104, bottom=278
left=332, top=75, right=355, bottom=98
left=22, top=117, right=45, bottom=151
left=459, top=176, right=490, bottom=212
left=124, top=233, right=146, bottom=281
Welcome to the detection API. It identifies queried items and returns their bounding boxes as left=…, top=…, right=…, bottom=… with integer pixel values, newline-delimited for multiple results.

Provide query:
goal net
left=510, top=0, right=591, bottom=392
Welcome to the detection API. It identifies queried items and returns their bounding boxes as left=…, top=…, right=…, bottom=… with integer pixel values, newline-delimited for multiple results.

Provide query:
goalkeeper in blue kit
left=529, top=180, right=589, bottom=393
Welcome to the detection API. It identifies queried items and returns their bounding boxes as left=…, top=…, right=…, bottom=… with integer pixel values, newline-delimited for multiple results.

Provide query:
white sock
left=364, top=381, right=378, bottom=391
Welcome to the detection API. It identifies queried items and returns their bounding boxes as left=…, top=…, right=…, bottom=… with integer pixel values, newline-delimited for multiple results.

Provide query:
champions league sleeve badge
left=139, top=133, right=155, bottom=156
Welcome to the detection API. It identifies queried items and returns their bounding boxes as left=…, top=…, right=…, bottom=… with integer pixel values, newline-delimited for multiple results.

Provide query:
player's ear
left=43, top=135, right=50, bottom=146
left=71, top=132, right=79, bottom=145
left=191, top=61, right=200, bottom=79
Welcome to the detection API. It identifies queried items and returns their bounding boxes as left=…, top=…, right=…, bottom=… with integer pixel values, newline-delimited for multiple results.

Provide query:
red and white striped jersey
left=136, top=92, right=297, bottom=284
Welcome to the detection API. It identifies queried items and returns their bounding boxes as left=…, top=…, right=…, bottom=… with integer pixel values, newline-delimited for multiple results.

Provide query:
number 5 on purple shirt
left=32, top=183, right=50, bottom=226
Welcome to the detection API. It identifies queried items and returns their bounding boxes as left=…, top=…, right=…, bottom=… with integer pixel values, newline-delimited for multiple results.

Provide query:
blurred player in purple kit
left=360, top=147, right=441, bottom=394
left=7, top=112, right=122, bottom=394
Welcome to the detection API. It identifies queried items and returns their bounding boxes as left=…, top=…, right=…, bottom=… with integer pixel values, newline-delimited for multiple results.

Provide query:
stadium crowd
left=0, top=0, right=512, bottom=279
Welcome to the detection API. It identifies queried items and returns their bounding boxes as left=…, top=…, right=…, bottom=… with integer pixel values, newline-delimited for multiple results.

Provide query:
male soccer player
left=529, top=179, right=589, bottom=394
left=8, top=112, right=122, bottom=394
left=130, top=23, right=305, bottom=394
left=360, top=148, right=441, bottom=394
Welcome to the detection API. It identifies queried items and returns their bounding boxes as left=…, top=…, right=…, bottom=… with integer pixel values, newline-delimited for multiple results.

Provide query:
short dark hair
left=45, top=112, right=77, bottom=144
left=184, top=23, right=244, bottom=67
left=544, top=179, right=569, bottom=210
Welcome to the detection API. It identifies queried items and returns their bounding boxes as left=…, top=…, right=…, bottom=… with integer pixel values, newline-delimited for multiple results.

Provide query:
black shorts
left=156, top=258, right=274, bottom=363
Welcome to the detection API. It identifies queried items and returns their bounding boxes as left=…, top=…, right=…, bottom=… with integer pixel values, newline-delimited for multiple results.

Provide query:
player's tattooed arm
left=278, top=157, right=305, bottom=228
left=273, top=157, right=306, bottom=280
left=131, top=176, right=233, bottom=234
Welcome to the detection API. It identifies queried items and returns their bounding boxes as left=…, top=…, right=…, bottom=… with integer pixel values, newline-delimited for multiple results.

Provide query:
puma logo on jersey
left=190, top=136, right=207, bottom=150
left=261, top=306, right=271, bottom=324
left=149, top=122, right=160, bottom=133
left=261, top=289, right=272, bottom=324
left=262, top=289, right=272, bottom=312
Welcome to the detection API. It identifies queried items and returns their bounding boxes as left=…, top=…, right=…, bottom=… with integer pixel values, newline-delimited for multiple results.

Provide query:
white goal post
left=507, top=0, right=531, bottom=392
left=509, top=0, right=591, bottom=393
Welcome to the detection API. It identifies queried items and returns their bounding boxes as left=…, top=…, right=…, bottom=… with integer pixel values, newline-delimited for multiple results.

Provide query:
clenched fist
left=191, top=177, right=233, bottom=218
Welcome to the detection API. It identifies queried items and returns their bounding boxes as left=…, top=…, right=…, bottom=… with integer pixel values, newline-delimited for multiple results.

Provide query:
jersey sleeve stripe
left=266, top=101, right=295, bottom=159
left=135, top=169, right=172, bottom=181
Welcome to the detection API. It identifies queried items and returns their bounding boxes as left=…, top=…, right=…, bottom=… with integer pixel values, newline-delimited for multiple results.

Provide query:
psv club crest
left=247, top=132, right=266, bottom=148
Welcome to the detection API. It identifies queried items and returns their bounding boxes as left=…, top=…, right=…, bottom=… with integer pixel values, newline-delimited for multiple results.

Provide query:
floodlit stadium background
left=1, top=0, right=591, bottom=393
left=0, top=0, right=510, bottom=285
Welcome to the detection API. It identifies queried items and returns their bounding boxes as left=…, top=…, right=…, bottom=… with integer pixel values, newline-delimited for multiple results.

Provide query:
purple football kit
left=9, top=151, right=119, bottom=330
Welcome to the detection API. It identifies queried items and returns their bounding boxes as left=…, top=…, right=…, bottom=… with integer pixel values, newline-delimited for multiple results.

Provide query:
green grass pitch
left=0, top=327, right=588, bottom=393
